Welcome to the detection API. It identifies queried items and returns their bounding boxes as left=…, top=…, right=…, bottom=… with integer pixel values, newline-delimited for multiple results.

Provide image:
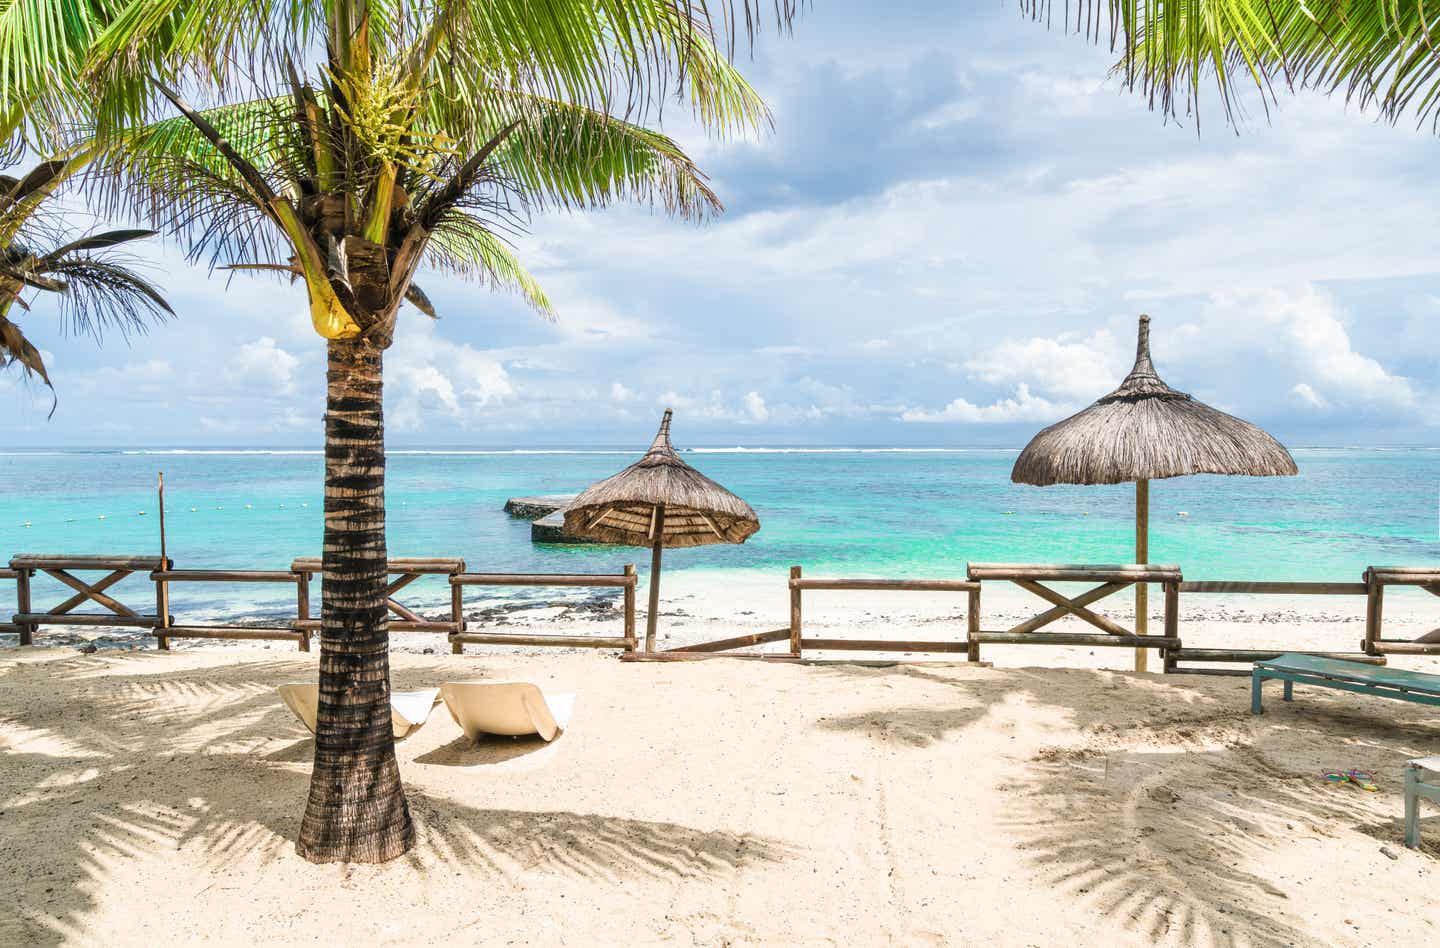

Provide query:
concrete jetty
left=503, top=495, right=576, bottom=520
left=503, top=494, right=604, bottom=544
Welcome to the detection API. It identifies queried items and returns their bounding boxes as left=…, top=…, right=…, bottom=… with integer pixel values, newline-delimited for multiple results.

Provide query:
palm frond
left=36, top=252, right=173, bottom=341
left=0, top=0, right=128, bottom=148
left=1021, top=1, right=1440, bottom=132
left=42, top=227, right=156, bottom=261
left=87, top=0, right=787, bottom=136
left=87, top=97, right=299, bottom=268
left=0, top=302, right=55, bottom=398
left=427, top=210, right=553, bottom=317
left=418, top=89, right=724, bottom=222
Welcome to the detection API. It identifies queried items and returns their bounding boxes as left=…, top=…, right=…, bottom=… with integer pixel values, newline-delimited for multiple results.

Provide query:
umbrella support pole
left=1135, top=479, right=1149, bottom=673
left=646, top=506, right=666, bottom=652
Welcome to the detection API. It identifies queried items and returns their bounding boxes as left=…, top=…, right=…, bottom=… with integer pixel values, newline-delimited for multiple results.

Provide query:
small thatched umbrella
left=1012, top=314, right=1297, bottom=670
left=564, top=409, right=760, bottom=651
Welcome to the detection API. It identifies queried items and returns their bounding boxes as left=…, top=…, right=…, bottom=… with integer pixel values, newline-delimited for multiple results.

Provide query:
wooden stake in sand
left=156, top=472, right=171, bottom=649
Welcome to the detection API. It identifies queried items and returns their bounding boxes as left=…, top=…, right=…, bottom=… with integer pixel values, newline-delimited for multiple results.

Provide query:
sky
left=4, top=1, right=1438, bottom=448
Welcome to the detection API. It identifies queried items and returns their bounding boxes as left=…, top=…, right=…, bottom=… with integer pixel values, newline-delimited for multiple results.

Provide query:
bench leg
left=1282, top=680, right=1293, bottom=702
left=1405, top=765, right=1420, bottom=849
left=1251, top=670, right=1264, bottom=715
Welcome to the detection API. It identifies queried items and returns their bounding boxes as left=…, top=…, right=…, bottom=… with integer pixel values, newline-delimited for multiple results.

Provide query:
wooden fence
left=967, top=563, right=1181, bottom=662
left=1165, top=580, right=1383, bottom=675
left=6, top=553, right=1439, bottom=672
left=9, top=555, right=170, bottom=647
left=631, top=561, right=1440, bottom=672
left=788, top=565, right=979, bottom=658
left=4, top=554, right=637, bottom=653
left=0, top=568, right=20, bottom=643
left=448, top=567, right=638, bottom=654
left=1364, top=568, right=1440, bottom=657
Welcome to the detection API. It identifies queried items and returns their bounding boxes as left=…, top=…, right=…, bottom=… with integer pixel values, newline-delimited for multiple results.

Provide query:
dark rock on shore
left=531, top=510, right=607, bottom=545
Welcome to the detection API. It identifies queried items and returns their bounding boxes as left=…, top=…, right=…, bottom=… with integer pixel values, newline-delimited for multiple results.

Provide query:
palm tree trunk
left=296, top=340, right=414, bottom=863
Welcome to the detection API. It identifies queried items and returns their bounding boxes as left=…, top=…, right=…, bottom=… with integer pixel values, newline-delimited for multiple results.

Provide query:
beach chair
left=439, top=681, right=574, bottom=742
left=276, top=684, right=440, bottom=741
left=1250, top=653, right=1440, bottom=715
left=1405, top=757, right=1440, bottom=849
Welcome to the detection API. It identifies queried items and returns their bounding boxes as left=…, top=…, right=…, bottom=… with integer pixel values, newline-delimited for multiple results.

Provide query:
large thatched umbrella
left=1012, top=314, right=1297, bottom=670
left=564, top=409, right=760, bottom=651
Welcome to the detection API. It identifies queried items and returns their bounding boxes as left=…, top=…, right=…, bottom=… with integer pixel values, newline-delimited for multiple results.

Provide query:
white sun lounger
left=439, top=681, right=575, bottom=742
left=276, top=684, right=441, bottom=741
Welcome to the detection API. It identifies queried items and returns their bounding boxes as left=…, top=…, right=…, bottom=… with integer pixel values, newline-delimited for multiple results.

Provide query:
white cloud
left=610, top=381, right=637, bottom=402
left=228, top=337, right=300, bottom=396
left=743, top=391, right=770, bottom=422
left=1194, top=286, right=1416, bottom=413
left=386, top=320, right=514, bottom=431
left=962, top=330, right=1122, bottom=400
left=1291, top=383, right=1329, bottom=409
left=900, top=384, right=1072, bottom=424
left=398, top=365, right=460, bottom=416
left=1282, top=294, right=1414, bottom=407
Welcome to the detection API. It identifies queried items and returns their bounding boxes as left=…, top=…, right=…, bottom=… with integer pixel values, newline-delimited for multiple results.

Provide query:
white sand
left=2, top=641, right=1438, bottom=946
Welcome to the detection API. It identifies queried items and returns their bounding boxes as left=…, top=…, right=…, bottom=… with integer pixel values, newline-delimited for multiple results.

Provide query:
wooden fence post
left=623, top=564, right=637, bottom=652
left=789, top=565, right=802, bottom=657
left=967, top=584, right=981, bottom=663
left=295, top=571, right=311, bottom=652
left=15, top=567, right=33, bottom=646
left=450, top=579, right=465, bottom=654
left=1364, top=568, right=1383, bottom=656
left=1162, top=580, right=1179, bottom=673
left=154, top=566, right=171, bottom=651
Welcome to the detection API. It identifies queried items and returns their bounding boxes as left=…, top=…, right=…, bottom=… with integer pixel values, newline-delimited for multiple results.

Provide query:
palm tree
left=0, top=160, right=170, bottom=407
left=83, top=0, right=797, bottom=863
left=1020, top=2, right=1440, bottom=130
left=0, top=0, right=170, bottom=408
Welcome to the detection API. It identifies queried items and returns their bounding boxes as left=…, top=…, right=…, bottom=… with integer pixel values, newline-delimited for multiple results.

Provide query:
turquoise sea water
left=0, top=447, right=1437, bottom=622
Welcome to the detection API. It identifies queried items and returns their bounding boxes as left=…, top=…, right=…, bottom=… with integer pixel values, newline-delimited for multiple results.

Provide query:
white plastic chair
left=439, top=681, right=575, bottom=742
left=276, top=684, right=441, bottom=741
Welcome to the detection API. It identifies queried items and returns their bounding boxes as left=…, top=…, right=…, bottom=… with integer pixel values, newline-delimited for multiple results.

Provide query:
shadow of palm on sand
left=0, top=655, right=793, bottom=946
left=806, top=663, right=1439, bottom=947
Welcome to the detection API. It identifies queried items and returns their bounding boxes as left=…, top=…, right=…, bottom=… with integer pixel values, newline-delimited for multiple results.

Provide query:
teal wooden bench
left=1405, top=757, right=1440, bottom=849
left=1251, top=653, right=1440, bottom=715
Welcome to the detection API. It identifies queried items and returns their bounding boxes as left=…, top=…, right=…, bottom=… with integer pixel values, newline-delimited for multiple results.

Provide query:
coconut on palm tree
left=82, top=0, right=796, bottom=863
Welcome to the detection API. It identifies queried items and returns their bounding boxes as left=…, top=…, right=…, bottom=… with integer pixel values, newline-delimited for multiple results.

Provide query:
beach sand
left=2, top=641, right=1438, bottom=946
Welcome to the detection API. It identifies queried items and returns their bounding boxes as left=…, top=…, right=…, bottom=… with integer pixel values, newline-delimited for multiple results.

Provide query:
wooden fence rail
left=4, top=554, right=1438, bottom=672
left=787, top=566, right=981, bottom=660
left=292, top=558, right=467, bottom=639
left=3, top=554, right=637, bottom=654
left=1364, top=568, right=1440, bottom=657
left=967, top=562, right=1181, bottom=664
left=1168, top=579, right=1380, bottom=675
left=9, top=555, right=170, bottom=646
left=448, top=566, right=638, bottom=654
left=151, top=568, right=310, bottom=651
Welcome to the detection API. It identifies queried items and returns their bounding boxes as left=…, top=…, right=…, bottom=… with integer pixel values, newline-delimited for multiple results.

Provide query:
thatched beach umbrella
left=564, top=409, right=760, bottom=651
left=1012, top=314, right=1297, bottom=670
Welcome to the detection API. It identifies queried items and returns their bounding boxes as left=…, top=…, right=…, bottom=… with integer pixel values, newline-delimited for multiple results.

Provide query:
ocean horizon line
left=1, top=444, right=1437, bottom=458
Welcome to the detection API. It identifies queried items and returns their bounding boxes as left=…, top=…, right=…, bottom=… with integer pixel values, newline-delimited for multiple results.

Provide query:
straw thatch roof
left=1012, top=315, right=1298, bottom=486
left=563, top=410, right=760, bottom=548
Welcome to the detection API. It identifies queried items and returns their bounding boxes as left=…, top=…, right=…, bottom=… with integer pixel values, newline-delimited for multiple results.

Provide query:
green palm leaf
left=1023, top=1, right=1440, bottom=131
